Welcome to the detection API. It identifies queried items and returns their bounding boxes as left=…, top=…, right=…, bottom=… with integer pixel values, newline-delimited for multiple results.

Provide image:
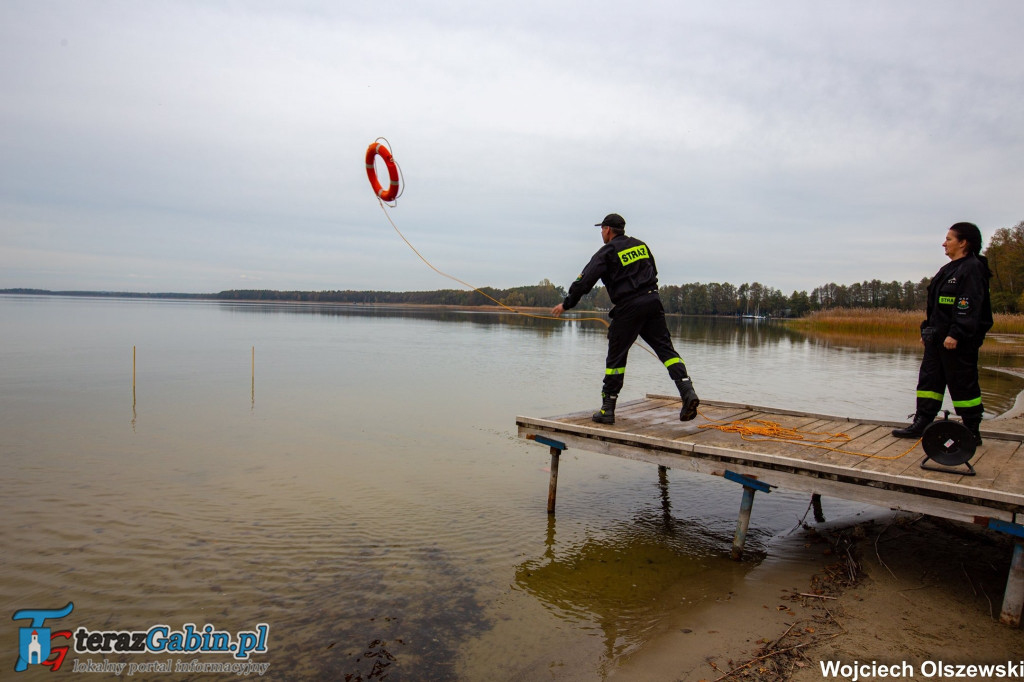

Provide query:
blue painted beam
left=724, top=469, right=774, bottom=493
left=989, top=518, right=1024, bottom=539
left=530, top=435, right=567, bottom=452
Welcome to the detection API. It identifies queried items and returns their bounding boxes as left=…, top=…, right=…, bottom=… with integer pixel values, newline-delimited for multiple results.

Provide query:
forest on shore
left=6, top=222, right=1022, bottom=318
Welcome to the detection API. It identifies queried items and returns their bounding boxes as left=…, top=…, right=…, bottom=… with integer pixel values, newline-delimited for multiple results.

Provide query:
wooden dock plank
left=517, top=397, right=1024, bottom=522
left=990, top=442, right=1024, bottom=495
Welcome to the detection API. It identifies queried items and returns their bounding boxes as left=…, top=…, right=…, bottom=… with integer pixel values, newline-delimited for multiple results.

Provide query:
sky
left=1, top=1, right=1022, bottom=295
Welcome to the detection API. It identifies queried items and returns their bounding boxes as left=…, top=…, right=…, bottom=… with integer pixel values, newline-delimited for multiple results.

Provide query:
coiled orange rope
left=695, top=409, right=923, bottom=461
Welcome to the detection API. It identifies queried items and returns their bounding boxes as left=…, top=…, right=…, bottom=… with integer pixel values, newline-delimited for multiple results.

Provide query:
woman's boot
left=891, top=413, right=934, bottom=438
left=962, top=417, right=983, bottom=445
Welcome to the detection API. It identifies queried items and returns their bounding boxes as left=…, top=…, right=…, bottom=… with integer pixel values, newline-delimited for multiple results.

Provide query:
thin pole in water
left=131, top=345, right=137, bottom=429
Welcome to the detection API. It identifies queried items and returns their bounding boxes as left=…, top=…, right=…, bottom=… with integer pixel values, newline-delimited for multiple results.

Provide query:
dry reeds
left=993, top=313, right=1024, bottom=335
left=786, top=308, right=1024, bottom=337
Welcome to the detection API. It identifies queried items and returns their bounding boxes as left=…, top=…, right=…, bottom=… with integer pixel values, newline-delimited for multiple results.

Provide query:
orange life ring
left=365, top=142, right=399, bottom=201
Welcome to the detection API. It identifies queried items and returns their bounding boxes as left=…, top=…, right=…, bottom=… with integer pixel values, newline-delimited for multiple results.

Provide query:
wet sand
left=615, top=394, right=1024, bottom=681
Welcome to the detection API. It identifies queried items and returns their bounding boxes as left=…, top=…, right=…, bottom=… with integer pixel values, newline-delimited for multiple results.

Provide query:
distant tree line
left=212, top=279, right=569, bottom=308
left=6, top=219, right=1021, bottom=316
left=208, top=277, right=932, bottom=318
left=0, top=288, right=205, bottom=300
left=655, top=279, right=932, bottom=317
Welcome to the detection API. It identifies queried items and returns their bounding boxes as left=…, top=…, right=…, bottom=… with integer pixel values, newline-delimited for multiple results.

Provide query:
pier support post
left=732, top=486, right=756, bottom=560
left=547, top=446, right=561, bottom=514
left=724, top=470, right=775, bottom=561
left=526, top=435, right=567, bottom=515
left=987, top=519, right=1024, bottom=627
left=1000, top=540, right=1024, bottom=627
left=811, top=493, right=825, bottom=523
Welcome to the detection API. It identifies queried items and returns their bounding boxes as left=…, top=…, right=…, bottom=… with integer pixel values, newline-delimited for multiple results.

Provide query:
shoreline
left=618, top=514, right=1024, bottom=682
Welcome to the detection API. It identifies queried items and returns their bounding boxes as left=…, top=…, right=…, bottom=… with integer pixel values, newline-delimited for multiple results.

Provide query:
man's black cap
left=595, top=213, right=626, bottom=230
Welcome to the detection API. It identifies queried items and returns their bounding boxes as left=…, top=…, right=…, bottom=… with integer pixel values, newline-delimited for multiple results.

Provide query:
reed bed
left=785, top=308, right=1024, bottom=337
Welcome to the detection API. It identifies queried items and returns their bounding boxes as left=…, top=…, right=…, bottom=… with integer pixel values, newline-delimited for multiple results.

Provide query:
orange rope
left=694, top=408, right=923, bottom=461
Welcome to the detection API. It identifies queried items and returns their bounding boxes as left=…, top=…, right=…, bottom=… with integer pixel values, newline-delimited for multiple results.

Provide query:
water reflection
left=215, top=301, right=587, bottom=336
left=513, top=470, right=763, bottom=667
left=514, top=508, right=750, bottom=664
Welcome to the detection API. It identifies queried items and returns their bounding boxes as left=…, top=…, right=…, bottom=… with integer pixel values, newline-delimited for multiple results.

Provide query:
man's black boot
left=891, top=413, right=934, bottom=438
left=675, top=377, right=700, bottom=421
left=592, top=393, right=617, bottom=424
left=963, top=417, right=983, bottom=445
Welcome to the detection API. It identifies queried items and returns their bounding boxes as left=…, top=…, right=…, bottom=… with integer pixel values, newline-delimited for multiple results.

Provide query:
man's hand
left=551, top=303, right=565, bottom=317
left=944, top=335, right=958, bottom=349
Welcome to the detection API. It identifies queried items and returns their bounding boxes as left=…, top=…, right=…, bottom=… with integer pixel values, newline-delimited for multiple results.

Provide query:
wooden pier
left=517, top=396, right=1024, bottom=626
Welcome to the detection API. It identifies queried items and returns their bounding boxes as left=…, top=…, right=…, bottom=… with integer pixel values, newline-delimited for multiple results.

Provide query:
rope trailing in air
left=364, top=138, right=658, bottom=359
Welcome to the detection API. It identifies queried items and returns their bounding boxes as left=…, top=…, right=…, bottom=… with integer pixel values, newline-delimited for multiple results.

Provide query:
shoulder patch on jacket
left=617, top=244, right=649, bottom=267
left=956, top=296, right=970, bottom=311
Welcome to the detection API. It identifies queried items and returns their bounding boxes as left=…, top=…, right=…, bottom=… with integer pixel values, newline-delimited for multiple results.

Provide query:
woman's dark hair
left=949, top=222, right=983, bottom=255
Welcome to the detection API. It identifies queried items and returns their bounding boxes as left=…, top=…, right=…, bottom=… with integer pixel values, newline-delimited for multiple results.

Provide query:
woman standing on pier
left=892, top=222, right=993, bottom=444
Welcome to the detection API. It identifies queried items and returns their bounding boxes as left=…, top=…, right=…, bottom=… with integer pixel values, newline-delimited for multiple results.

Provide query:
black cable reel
left=920, top=411, right=977, bottom=476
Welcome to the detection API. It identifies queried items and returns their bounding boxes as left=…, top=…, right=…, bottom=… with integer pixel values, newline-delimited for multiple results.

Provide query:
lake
left=2, top=295, right=1021, bottom=679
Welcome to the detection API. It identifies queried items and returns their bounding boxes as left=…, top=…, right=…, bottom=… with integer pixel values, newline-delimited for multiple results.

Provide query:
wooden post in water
left=546, top=447, right=560, bottom=514
left=132, top=345, right=137, bottom=426
left=526, top=435, right=567, bottom=514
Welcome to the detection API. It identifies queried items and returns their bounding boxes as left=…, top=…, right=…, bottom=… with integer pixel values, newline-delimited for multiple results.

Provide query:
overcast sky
left=2, top=1, right=1022, bottom=295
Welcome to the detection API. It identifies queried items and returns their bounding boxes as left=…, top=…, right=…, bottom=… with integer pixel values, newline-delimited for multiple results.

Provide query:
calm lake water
left=2, top=295, right=1021, bottom=680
